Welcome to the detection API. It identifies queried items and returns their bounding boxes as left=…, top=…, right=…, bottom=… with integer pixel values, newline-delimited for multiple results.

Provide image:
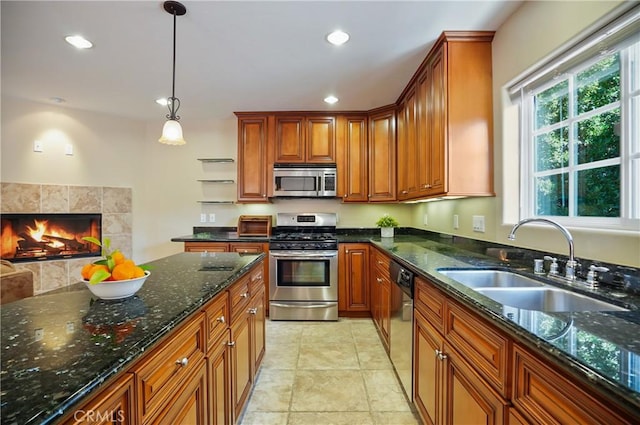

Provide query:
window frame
left=518, top=24, right=640, bottom=231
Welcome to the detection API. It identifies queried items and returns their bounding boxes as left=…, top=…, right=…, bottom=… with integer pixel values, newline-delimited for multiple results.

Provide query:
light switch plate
left=453, top=214, right=459, bottom=229
left=65, top=144, right=74, bottom=156
left=33, top=141, right=43, bottom=152
left=423, top=214, right=428, bottom=226
left=209, top=213, right=216, bottom=223
left=200, top=213, right=207, bottom=223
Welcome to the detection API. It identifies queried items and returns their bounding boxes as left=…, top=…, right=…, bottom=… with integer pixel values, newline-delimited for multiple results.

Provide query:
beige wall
left=411, top=0, right=639, bottom=267
left=2, top=1, right=638, bottom=268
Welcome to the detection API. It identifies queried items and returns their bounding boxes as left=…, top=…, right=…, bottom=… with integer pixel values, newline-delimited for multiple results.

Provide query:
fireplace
left=1, top=213, right=102, bottom=263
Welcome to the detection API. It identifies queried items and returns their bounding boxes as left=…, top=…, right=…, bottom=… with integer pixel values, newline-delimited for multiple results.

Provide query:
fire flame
left=26, top=219, right=75, bottom=248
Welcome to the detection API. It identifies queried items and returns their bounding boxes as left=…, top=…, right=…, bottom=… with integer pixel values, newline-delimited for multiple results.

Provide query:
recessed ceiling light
left=65, top=35, right=93, bottom=49
left=324, top=95, right=339, bottom=104
left=50, top=97, right=66, bottom=104
left=156, top=98, right=169, bottom=106
left=326, top=30, right=350, bottom=46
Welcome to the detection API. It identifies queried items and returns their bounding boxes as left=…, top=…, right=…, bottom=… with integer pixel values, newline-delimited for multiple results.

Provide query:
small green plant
left=375, top=214, right=399, bottom=228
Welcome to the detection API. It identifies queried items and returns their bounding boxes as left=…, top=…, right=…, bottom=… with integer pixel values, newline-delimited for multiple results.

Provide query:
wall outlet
left=200, top=213, right=207, bottom=223
left=209, top=213, right=216, bottom=223
left=34, top=328, right=44, bottom=341
left=423, top=214, right=428, bottom=226
left=65, top=144, right=74, bottom=156
left=453, top=214, right=459, bottom=229
left=33, top=140, right=43, bottom=152
left=472, top=215, right=485, bottom=232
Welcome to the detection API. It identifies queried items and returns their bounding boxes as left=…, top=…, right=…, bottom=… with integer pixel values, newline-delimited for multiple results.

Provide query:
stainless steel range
left=269, top=212, right=338, bottom=321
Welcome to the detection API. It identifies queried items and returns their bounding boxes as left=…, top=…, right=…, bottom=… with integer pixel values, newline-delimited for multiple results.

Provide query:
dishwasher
left=389, top=260, right=415, bottom=401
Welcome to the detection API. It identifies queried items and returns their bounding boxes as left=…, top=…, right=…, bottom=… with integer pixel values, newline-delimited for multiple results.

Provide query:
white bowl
left=84, top=271, right=150, bottom=300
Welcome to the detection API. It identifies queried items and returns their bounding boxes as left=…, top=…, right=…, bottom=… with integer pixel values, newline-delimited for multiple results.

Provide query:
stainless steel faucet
left=508, top=218, right=577, bottom=281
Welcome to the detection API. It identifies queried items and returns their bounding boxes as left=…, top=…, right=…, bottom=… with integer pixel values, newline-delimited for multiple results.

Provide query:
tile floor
left=238, top=318, right=421, bottom=425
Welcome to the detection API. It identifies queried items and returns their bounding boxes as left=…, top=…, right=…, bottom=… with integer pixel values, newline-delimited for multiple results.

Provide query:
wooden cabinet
left=274, top=115, right=336, bottom=163
left=236, top=114, right=269, bottom=203
left=413, top=276, right=508, bottom=425
left=230, top=304, right=252, bottom=421
left=370, top=247, right=391, bottom=351
left=149, top=359, right=208, bottom=425
left=368, top=106, right=397, bottom=202
left=249, top=267, right=266, bottom=376
left=208, top=330, right=232, bottom=425
left=336, top=115, right=368, bottom=202
left=397, top=88, right=419, bottom=201
left=132, top=313, right=207, bottom=423
left=396, top=31, right=495, bottom=201
left=512, top=344, right=634, bottom=425
left=338, top=243, right=370, bottom=315
left=184, top=242, right=229, bottom=253
left=61, top=374, right=136, bottom=425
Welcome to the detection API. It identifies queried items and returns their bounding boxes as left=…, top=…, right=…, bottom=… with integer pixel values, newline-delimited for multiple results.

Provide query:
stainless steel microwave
left=273, top=164, right=337, bottom=198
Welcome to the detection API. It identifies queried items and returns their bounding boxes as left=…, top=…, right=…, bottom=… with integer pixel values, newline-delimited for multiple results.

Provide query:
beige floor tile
left=261, top=342, right=300, bottom=370
left=288, top=412, right=375, bottom=425
left=244, top=370, right=295, bottom=412
left=300, top=320, right=355, bottom=345
left=371, top=411, right=420, bottom=424
left=363, top=370, right=411, bottom=412
left=239, top=411, right=289, bottom=425
left=291, top=370, right=370, bottom=412
left=297, top=342, right=360, bottom=370
left=356, top=347, right=393, bottom=370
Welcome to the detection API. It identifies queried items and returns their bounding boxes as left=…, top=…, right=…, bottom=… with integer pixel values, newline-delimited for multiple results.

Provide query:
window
left=512, top=5, right=640, bottom=230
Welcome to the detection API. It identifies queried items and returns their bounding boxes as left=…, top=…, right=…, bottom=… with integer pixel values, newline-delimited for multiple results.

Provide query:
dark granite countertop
left=1, top=252, right=264, bottom=425
left=368, top=235, right=640, bottom=416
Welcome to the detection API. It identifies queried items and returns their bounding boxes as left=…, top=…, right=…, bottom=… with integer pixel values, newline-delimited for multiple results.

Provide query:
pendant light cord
left=167, top=8, right=180, bottom=121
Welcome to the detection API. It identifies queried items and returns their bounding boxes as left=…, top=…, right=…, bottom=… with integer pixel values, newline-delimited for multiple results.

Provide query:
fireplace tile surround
left=1, top=183, right=132, bottom=295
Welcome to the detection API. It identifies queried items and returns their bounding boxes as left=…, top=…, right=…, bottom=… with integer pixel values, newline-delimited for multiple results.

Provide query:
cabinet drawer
left=414, top=276, right=446, bottom=333
left=249, top=265, right=265, bottom=295
left=204, top=292, right=229, bottom=352
left=512, top=345, right=635, bottom=425
left=372, top=249, right=390, bottom=274
left=229, top=275, right=251, bottom=322
left=133, top=313, right=206, bottom=423
left=229, top=243, right=265, bottom=254
left=445, top=301, right=510, bottom=398
left=184, top=242, right=229, bottom=252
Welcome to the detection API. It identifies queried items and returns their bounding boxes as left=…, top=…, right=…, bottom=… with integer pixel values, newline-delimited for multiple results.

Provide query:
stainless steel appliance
left=269, top=212, right=338, bottom=320
left=389, top=260, right=414, bottom=400
left=272, top=164, right=337, bottom=198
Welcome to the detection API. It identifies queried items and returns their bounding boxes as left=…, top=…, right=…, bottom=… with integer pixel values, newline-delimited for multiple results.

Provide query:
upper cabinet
left=397, top=31, right=495, bottom=201
left=368, top=106, right=397, bottom=202
left=236, top=114, right=270, bottom=203
left=336, top=115, right=368, bottom=202
left=274, top=115, right=336, bottom=163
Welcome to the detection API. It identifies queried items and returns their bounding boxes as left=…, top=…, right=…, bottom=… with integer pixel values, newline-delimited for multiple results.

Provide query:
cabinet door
left=209, top=331, right=232, bottom=425
left=184, top=242, right=229, bottom=253
left=414, top=309, right=442, bottom=425
left=237, top=116, right=269, bottom=202
left=426, top=47, right=446, bottom=195
left=338, top=244, right=370, bottom=313
left=368, top=107, right=396, bottom=202
left=337, top=115, right=368, bottom=202
left=397, top=89, right=418, bottom=200
left=62, top=373, right=136, bottom=425
left=416, top=68, right=431, bottom=197
left=231, top=312, right=252, bottom=421
left=442, top=342, right=507, bottom=425
left=149, top=360, right=208, bottom=425
left=275, top=116, right=305, bottom=163
left=250, top=288, right=266, bottom=376
left=306, top=116, right=336, bottom=163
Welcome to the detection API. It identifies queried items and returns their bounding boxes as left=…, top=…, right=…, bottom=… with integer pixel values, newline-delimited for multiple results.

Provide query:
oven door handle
left=269, top=251, right=338, bottom=259
left=270, top=302, right=336, bottom=309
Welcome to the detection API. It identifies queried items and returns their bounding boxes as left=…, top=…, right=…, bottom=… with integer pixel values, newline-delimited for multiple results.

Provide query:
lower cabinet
left=370, top=247, right=391, bottom=351
left=338, top=243, right=370, bottom=315
left=61, top=260, right=266, bottom=425
left=61, top=373, right=136, bottom=425
left=149, top=359, right=208, bottom=425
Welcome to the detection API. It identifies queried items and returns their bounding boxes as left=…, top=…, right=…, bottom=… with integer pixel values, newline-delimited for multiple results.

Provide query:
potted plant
left=375, top=214, right=399, bottom=238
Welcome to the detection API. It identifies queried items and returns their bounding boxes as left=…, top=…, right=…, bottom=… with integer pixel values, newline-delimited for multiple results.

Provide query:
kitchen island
left=1, top=252, right=265, bottom=425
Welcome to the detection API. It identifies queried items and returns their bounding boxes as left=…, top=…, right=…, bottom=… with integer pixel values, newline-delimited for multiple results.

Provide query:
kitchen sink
left=475, top=287, right=628, bottom=312
left=437, top=269, right=545, bottom=288
left=437, top=268, right=628, bottom=312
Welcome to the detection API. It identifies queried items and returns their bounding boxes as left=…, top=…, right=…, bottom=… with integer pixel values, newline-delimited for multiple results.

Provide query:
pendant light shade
left=159, top=1, right=187, bottom=145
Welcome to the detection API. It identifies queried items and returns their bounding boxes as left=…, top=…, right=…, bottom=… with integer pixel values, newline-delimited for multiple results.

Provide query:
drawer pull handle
left=176, top=357, right=189, bottom=367
left=249, top=308, right=258, bottom=315
left=240, top=292, right=249, bottom=298
left=217, top=315, right=225, bottom=324
left=435, top=349, right=447, bottom=361
left=376, top=278, right=383, bottom=283
left=228, top=341, right=236, bottom=347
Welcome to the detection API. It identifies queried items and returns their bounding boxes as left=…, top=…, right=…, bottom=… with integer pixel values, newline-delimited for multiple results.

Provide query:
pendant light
left=159, top=1, right=187, bottom=145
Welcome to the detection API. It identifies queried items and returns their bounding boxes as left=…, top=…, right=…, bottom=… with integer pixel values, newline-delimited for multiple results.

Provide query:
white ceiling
left=1, top=1, right=522, bottom=122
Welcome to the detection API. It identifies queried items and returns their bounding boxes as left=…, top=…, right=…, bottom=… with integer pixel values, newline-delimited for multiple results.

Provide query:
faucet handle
left=586, top=265, right=609, bottom=287
left=544, top=256, right=559, bottom=275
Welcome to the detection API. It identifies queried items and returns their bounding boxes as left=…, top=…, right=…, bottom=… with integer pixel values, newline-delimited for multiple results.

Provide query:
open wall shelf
left=197, top=201, right=235, bottom=204
left=197, top=179, right=235, bottom=183
left=197, top=158, right=235, bottom=163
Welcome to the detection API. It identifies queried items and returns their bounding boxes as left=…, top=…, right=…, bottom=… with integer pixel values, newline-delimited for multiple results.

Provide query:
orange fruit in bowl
left=112, top=251, right=125, bottom=265
left=132, top=266, right=145, bottom=278
left=81, top=263, right=94, bottom=280
left=112, top=263, right=135, bottom=281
